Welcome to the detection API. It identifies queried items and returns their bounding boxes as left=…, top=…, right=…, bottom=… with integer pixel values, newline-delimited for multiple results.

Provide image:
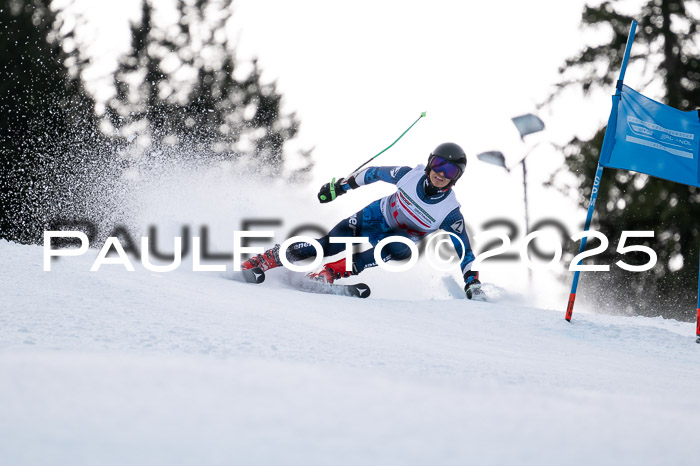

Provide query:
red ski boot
left=308, top=258, right=356, bottom=284
left=241, top=244, right=283, bottom=271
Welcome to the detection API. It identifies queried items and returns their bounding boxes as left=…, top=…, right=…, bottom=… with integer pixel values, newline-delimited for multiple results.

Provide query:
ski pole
left=346, top=111, right=426, bottom=178
left=319, top=112, right=426, bottom=203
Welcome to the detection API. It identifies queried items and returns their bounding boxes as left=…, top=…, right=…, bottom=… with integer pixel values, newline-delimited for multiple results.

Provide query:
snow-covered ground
left=2, top=170, right=700, bottom=466
left=2, top=236, right=700, bottom=466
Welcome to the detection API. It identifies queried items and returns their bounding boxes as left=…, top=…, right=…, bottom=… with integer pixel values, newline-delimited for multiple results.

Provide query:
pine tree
left=105, top=0, right=310, bottom=179
left=550, top=0, right=700, bottom=320
left=0, top=0, right=103, bottom=243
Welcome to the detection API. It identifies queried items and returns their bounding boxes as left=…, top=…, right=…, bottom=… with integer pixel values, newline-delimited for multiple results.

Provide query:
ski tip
left=353, top=283, right=371, bottom=299
left=420, top=111, right=427, bottom=117
left=242, top=267, right=265, bottom=284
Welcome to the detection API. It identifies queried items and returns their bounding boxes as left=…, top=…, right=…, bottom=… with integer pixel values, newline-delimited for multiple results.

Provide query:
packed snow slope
left=1, top=239, right=700, bottom=466
left=2, top=169, right=700, bottom=466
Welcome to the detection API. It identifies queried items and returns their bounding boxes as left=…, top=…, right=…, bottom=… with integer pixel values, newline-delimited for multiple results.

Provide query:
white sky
left=69, top=0, right=639, bottom=305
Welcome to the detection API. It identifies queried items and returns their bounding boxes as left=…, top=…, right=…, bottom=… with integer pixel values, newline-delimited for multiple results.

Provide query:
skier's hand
left=318, top=178, right=348, bottom=203
left=464, top=279, right=482, bottom=300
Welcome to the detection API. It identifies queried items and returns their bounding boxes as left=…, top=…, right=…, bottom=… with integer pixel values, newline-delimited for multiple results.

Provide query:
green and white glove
left=318, top=176, right=358, bottom=203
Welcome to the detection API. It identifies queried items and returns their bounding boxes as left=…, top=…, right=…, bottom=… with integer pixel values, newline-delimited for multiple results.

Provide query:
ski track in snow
left=1, top=239, right=699, bottom=466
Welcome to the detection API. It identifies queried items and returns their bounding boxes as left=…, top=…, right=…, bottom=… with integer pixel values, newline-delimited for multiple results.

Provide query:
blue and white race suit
left=288, top=165, right=477, bottom=285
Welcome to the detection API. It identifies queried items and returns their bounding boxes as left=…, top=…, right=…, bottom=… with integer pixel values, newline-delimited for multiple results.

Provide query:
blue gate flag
left=600, top=85, right=700, bottom=188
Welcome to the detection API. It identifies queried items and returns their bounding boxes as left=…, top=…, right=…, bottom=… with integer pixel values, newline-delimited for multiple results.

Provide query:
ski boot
left=241, top=244, right=283, bottom=272
left=308, top=258, right=357, bottom=284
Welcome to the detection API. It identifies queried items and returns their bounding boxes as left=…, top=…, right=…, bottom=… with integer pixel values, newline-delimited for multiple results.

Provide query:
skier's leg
left=350, top=237, right=414, bottom=273
left=305, top=200, right=402, bottom=282
left=285, top=201, right=379, bottom=262
left=241, top=206, right=367, bottom=271
left=308, top=234, right=414, bottom=283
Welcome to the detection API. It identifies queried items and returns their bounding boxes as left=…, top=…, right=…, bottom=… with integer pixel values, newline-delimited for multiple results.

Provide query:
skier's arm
left=353, top=166, right=412, bottom=186
left=318, top=166, right=411, bottom=203
left=439, top=208, right=482, bottom=299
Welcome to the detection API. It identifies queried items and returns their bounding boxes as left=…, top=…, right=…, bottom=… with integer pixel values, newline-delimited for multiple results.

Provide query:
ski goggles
left=429, top=155, right=461, bottom=179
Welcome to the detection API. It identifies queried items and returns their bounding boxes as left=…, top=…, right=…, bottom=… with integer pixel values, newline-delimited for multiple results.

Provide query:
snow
left=2, top=238, right=699, bottom=466
left=1, top=170, right=699, bottom=465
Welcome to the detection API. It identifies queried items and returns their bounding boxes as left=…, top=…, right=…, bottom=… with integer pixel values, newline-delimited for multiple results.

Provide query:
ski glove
left=464, top=279, right=482, bottom=300
left=318, top=176, right=359, bottom=203
left=463, top=271, right=482, bottom=300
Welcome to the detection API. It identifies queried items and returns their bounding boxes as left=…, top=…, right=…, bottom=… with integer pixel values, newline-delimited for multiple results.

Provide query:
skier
left=241, top=142, right=483, bottom=299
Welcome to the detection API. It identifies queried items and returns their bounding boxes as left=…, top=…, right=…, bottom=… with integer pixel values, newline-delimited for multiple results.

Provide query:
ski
left=295, top=279, right=371, bottom=299
left=232, top=268, right=369, bottom=298
left=232, top=267, right=265, bottom=284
